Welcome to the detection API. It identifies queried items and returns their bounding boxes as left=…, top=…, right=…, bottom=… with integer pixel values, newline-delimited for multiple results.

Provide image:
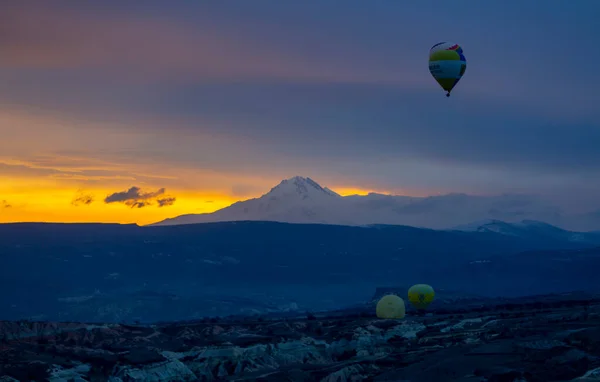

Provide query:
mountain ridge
left=151, top=176, right=600, bottom=231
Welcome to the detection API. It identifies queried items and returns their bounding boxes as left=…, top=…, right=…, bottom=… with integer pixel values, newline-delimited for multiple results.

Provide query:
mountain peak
left=151, top=178, right=590, bottom=231
left=266, top=176, right=341, bottom=198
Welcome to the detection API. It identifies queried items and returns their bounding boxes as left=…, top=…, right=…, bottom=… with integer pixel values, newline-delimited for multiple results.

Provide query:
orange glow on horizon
left=0, top=104, right=400, bottom=225
left=332, top=187, right=403, bottom=197
left=0, top=178, right=240, bottom=225
left=0, top=175, right=391, bottom=225
left=333, top=188, right=373, bottom=196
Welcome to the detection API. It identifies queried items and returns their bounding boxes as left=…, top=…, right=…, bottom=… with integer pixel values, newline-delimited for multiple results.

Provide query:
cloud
left=0, top=151, right=175, bottom=186
left=157, top=197, right=176, bottom=207
left=71, top=191, right=94, bottom=206
left=2, top=154, right=123, bottom=173
left=0, top=3, right=414, bottom=87
left=105, top=186, right=165, bottom=203
left=1, top=1, right=597, bottom=113
left=1, top=200, right=11, bottom=208
left=104, top=186, right=176, bottom=208
left=0, top=154, right=134, bottom=182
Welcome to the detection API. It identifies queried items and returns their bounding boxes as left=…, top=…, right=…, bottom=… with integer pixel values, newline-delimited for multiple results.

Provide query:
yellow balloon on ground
left=376, top=294, right=406, bottom=319
left=428, top=42, right=467, bottom=97
left=408, top=284, right=435, bottom=310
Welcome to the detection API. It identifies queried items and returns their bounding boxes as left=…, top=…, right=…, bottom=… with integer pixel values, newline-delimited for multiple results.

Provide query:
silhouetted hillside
left=2, top=221, right=600, bottom=322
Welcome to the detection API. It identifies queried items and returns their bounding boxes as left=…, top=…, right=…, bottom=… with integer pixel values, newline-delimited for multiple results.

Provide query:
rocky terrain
left=2, top=293, right=600, bottom=381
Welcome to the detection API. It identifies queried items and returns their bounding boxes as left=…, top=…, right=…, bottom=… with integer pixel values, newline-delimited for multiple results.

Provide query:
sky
left=1, top=0, right=599, bottom=225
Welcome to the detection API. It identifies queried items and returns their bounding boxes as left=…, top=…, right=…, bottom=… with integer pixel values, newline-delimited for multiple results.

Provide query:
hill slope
left=2, top=221, right=600, bottom=322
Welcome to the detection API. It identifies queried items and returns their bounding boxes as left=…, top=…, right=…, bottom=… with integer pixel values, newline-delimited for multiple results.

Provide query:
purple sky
left=1, top=0, right=599, bottom=213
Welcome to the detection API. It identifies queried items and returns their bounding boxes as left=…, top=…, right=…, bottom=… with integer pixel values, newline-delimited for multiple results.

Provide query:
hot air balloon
left=376, top=294, right=406, bottom=319
left=407, top=284, right=435, bottom=310
left=428, top=42, right=467, bottom=97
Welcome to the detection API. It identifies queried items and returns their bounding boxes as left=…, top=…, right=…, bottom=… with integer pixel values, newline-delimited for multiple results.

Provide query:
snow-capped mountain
left=150, top=176, right=592, bottom=230
left=154, top=176, right=359, bottom=226
left=451, top=219, right=600, bottom=245
left=452, top=219, right=566, bottom=235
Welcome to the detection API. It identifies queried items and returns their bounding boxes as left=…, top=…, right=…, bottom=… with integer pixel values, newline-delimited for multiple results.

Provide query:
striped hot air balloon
left=428, top=42, right=467, bottom=97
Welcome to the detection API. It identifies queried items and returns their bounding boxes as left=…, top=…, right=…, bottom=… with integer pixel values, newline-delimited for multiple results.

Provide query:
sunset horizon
left=0, top=169, right=427, bottom=225
left=2, top=1, right=599, bottom=225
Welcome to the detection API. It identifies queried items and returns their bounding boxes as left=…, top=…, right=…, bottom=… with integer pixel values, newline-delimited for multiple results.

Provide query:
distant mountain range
left=451, top=219, right=596, bottom=243
left=2, top=220, right=600, bottom=322
left=151, top=176, right=600, bottom=231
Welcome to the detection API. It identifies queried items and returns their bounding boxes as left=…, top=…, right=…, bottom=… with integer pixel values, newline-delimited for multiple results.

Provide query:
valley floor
left=2, top=296, right=600, bottom=381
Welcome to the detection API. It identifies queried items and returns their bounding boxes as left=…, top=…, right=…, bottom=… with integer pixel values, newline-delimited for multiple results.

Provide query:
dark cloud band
left=104, top=186, right=176, bottom=208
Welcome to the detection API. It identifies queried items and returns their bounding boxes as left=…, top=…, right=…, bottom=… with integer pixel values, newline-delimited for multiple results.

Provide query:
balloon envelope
left=376, top=294, right=406, bottom=319
left=428, top=42, right=467, bottom=95
left=407, top=284, right=435, bottom=310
